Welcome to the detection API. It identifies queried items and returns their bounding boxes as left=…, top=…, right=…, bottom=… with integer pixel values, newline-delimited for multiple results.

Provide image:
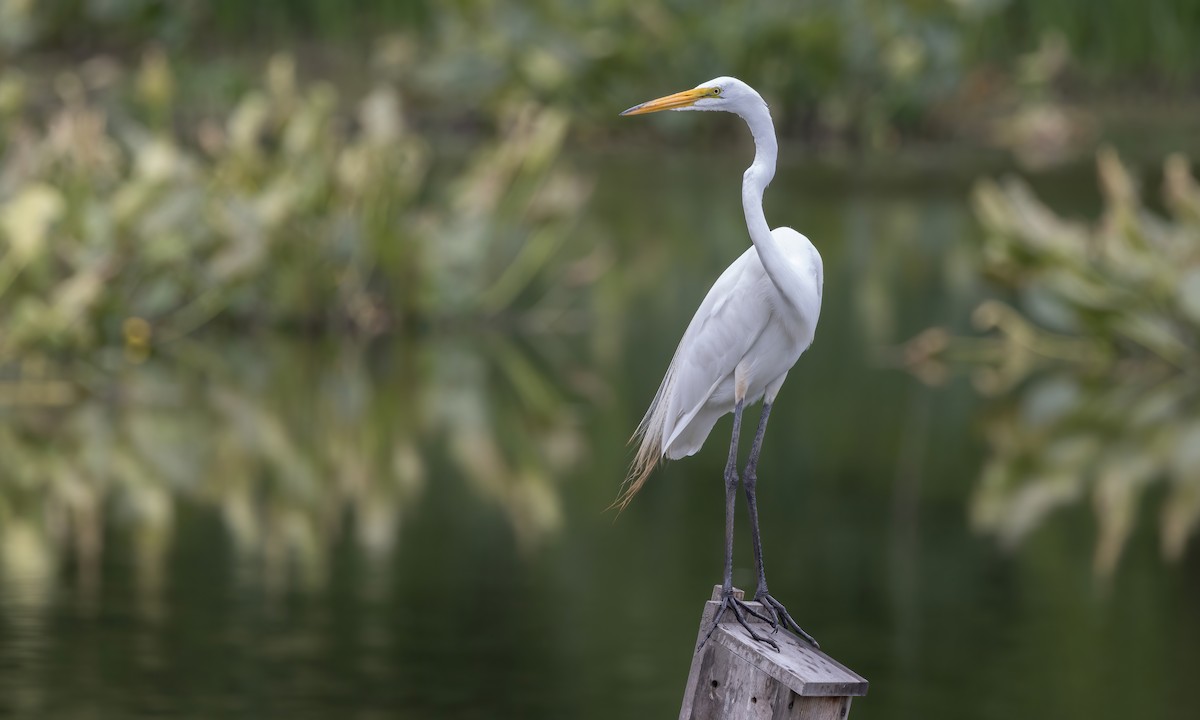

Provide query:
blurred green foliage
left=969, top=0, right=1200, bottom=82
left=0, top=33, right=602, bottom=574
left=0, top=49, right=596, bottom=364
left=907, top=149, right=1200, bottom=576
left=4, top=0, right=1200, bottom=145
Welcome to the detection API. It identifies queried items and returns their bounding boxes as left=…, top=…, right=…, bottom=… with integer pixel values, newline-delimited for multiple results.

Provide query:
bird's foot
left=754, top=591, right=819, bottom=648
left=698, top=589, right=780, bottom=652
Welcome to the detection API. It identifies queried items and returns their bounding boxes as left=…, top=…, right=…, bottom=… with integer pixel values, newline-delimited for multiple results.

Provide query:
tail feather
left=610, top=362, right=676, bottom=513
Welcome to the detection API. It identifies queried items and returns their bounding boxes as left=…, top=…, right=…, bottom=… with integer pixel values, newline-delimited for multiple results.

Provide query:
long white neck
left=736, top=100, right=804, bottom=309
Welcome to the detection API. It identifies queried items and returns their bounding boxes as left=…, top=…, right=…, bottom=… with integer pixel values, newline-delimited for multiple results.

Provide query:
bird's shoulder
left=678, top=228, right=822, bottom=356
left=772, top=226, right=822, bottom=268
left=772, top=226, right=823, bottom=296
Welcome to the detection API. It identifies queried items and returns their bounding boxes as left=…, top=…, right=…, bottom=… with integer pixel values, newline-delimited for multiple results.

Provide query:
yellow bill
left=620, top=86, right=717, bottom=116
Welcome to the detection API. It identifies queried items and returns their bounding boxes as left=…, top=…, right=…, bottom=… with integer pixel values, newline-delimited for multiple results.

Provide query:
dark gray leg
left=700, top=399, right=777, bottom=651
left=744, top=402, right=773, bottom=593
left=744, top=402, right=819, bottom=648
left=721, top=398, right=743, bottom=595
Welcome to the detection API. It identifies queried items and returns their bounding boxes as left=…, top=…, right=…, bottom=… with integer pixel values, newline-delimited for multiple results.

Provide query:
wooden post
left=680, top=586, right=868, bottom=720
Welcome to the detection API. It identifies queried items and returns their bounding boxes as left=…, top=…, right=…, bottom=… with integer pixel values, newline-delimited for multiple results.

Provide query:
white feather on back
left=614, top=228, right=821, bottom=510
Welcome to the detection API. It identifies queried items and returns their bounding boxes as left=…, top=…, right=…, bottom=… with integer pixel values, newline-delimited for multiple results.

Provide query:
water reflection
left=0, top=332, right=588, bottom=613
left=0, top=151, right=1197, bottom=719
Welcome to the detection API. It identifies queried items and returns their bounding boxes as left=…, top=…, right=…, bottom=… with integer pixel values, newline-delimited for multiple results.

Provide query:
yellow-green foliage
left=0, top=52, right=590, bottom=363
left=909, top=149, right=1200, bottom=575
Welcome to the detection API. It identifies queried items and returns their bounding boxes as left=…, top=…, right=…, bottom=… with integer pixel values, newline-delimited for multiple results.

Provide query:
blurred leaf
left=0, top=183, right=63, bottom=263
left=917, top=149, right=1200, bottom=576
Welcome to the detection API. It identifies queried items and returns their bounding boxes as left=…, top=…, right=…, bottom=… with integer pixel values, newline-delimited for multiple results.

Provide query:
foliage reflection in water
left=0, top=333, right=588, bottom=608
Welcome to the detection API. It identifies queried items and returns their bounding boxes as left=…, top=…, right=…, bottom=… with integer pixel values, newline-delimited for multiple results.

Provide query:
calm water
left=1, top=148, right=1198, bottom=719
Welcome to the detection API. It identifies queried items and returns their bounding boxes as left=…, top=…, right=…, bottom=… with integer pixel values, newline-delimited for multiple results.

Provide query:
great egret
left=617, top=77, right=822, bottom=651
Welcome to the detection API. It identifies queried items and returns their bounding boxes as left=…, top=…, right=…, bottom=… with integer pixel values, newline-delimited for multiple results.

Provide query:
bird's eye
left=712, top=87, right=721, bottom=96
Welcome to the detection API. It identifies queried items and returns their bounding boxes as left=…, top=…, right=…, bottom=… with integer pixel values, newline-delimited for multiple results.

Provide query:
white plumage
left=615, top=77, right=824, bottom=511
left=657, top=231, right=822, bottom=459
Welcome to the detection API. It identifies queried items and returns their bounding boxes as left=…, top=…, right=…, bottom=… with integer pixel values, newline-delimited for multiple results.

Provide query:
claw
left=755, top=592, right=819, bottom=648
left=755, top=598, right=782, bottom=631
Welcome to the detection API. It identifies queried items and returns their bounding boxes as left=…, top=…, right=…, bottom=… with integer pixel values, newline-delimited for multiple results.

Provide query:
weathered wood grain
left=679, top=586, right=867, bottom=720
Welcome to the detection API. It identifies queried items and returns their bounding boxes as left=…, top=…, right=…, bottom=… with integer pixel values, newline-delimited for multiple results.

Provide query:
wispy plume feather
left=610, top=358, right=678, bottom=512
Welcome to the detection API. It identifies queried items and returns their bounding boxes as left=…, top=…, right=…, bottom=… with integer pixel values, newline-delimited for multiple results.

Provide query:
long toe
left=759, top=593, right=819, bottom=649
left=728, top=599, right=780, bottom=651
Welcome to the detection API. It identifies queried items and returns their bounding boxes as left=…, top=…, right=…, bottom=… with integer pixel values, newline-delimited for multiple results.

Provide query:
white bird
left=616, top=77, right=823, bottom=650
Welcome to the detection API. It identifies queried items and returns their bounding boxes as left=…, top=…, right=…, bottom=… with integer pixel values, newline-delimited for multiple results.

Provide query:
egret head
left=620, top=76, right=763, bottom=118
